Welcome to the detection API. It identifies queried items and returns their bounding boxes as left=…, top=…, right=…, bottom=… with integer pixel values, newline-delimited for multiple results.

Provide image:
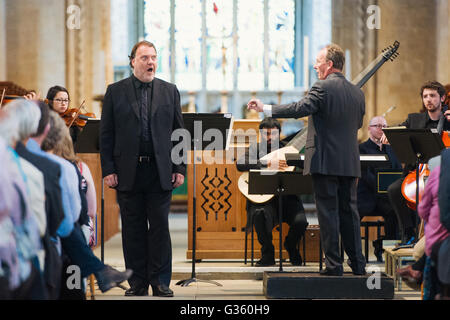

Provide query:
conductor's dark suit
left=100, top=76, right=185, bottom=289
left=270, top=72, right=366, bottom=274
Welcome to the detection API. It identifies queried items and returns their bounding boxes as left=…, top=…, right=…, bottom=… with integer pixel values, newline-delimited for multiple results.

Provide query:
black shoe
left=319, top=268, right=343, bottom=276
left=124, top=286, right=149, bottom=296
left=151, top=284, right=174, bottom=297
left=255, top=257, right=275, bottom=267
left=373, top=240, right=384, bottom=263
left=96, top=265, right=133, bottom=293
left=346, top=260, right=366, bottom=275
left=284, top=240, right=302, bottom=266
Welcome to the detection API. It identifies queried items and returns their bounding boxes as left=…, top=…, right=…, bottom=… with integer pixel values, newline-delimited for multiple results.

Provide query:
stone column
left=436, top=0, right=449, bottom=84
left=66, top=0, right=112, bottom=116
left=332, top=0, right=377, bottom=141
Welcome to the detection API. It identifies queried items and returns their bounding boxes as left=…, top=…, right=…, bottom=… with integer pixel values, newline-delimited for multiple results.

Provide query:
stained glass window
left=205, top=0, right=234, bottom=91
left=141, top=0, right=302, bottom=93
left=144, top=0, right=171, bottom=82
left=237, top=0, right=264, bottom=91
left=174, top=0, right=202, bottom=91
left=268, top=0, right=295, bottom=90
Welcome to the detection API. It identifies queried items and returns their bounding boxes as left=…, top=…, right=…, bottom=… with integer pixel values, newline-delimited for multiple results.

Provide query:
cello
left=401, top=122, right=450, bottom=210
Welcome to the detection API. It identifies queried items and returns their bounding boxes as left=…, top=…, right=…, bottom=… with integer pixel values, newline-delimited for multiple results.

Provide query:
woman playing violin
left=46, top=85, right=80, bottom=145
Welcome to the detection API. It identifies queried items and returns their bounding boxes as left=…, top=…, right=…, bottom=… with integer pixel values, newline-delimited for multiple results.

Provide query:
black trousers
left=312, top=174, right=366, bottom=273
left=249, top=196, right=308, bottom=260
left=387, top=177, right=417, bottom=242
left=117, top=161, right=172, bottom=288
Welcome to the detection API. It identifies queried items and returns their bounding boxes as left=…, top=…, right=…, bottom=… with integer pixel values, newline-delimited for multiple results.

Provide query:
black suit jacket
left=357, top=139, right=402, bottom=213
left=272, top=72, right=365, bottom=177
left=401, top=112, right=433, bottom=129
left=100, top=76, right=186, bottom=191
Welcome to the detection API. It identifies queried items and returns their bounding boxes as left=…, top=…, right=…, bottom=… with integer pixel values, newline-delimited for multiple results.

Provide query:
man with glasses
left=357, top=116, right=402, bottom=261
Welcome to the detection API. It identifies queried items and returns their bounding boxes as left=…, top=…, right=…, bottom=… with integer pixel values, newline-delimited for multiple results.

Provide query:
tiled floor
left=92, top=213, right=421, bottom=300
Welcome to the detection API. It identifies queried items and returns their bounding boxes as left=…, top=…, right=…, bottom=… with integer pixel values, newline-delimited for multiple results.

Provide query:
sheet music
left=359, top=154, right=388, bottom=161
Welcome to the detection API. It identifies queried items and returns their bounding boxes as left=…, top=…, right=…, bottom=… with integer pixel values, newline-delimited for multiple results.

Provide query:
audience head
left=0, top=105, right=20, bottom=147
left=2, top=99, right=41, bottom=142
left=52, top=126, right=79, bottom=164
left=42, top=110, right=69, bottom=152
left=31, top=100, right=51, bottom=138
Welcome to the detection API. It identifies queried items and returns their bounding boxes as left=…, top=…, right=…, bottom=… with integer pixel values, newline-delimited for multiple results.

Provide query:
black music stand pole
left=383, top=128, right=444, bottom=242
left=74, top=119, right=105, bottom=262
left=249, top=170, right=313, bottom=272
left=176, top=113, right=232, bottom=287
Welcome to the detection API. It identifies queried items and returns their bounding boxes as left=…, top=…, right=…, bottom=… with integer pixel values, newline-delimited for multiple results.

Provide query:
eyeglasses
left=369, top=124, right=387, bottom=129
left=53, top=98, right=70, bottom=104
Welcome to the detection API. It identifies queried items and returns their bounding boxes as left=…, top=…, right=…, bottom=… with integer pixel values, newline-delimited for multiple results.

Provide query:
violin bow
left=0, top=88, right=5, bottom=108
left=68, top=99, right=86, bottom=128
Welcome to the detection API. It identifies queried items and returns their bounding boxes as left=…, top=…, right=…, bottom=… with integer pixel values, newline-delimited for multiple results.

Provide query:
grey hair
left=42, top=110, right=69, bottom=151
left=0, top=109, right=19, bottom=146
left=3, top=99, right=41, bottom=141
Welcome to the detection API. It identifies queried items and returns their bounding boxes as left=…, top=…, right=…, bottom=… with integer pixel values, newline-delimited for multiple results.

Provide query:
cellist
left=380, top=81, right=449, bottom=245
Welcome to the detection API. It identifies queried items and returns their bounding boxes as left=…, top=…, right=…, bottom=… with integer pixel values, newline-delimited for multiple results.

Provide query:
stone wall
left=333, top=0, right=449, bottom=141
left=4, top=0, right=66, bottom=94
left=1, top=0, right=112, bottom=115
left=376, top=0, right=438, bottom=127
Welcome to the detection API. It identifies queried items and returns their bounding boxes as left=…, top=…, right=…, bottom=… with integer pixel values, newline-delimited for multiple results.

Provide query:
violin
left=0, top=91, right=49, bottom=108
left=60, top=100, right=95, bottom=128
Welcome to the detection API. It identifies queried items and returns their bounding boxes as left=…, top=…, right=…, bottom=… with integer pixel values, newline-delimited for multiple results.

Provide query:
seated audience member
left=16, top=100, right=65, bottom=299
left=0, top=107, right=45, bottom=299
left=236, top=117, right=308, bottom=266
left=3, top=100, right=47, bottom=274
left=357, top=116, right=402, bottom=261
left=52, top=132, right=97, bottom=247
left=41, top=110, right=132, bottom=296
left=437, top=148, right=450, bottom=299
left=417, top=156, right=449, bottom=299
left=0, top=135, right=20, bottom=299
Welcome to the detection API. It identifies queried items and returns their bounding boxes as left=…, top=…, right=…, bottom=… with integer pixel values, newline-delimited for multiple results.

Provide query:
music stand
left=248, top=170, right=313, bottom=271
left=383, top=128, right=444, bottom=240
left=74, top=120, right=105, bottom=263
left=175, top=113, right=233, bottom=287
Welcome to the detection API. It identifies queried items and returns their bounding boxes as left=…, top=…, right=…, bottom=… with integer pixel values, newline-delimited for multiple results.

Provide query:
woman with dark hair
left=46, top=86, right=80, bottom=145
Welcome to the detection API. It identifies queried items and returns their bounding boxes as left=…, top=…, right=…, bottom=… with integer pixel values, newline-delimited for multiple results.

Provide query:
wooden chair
left=360, top=216, right=385, bottom=262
